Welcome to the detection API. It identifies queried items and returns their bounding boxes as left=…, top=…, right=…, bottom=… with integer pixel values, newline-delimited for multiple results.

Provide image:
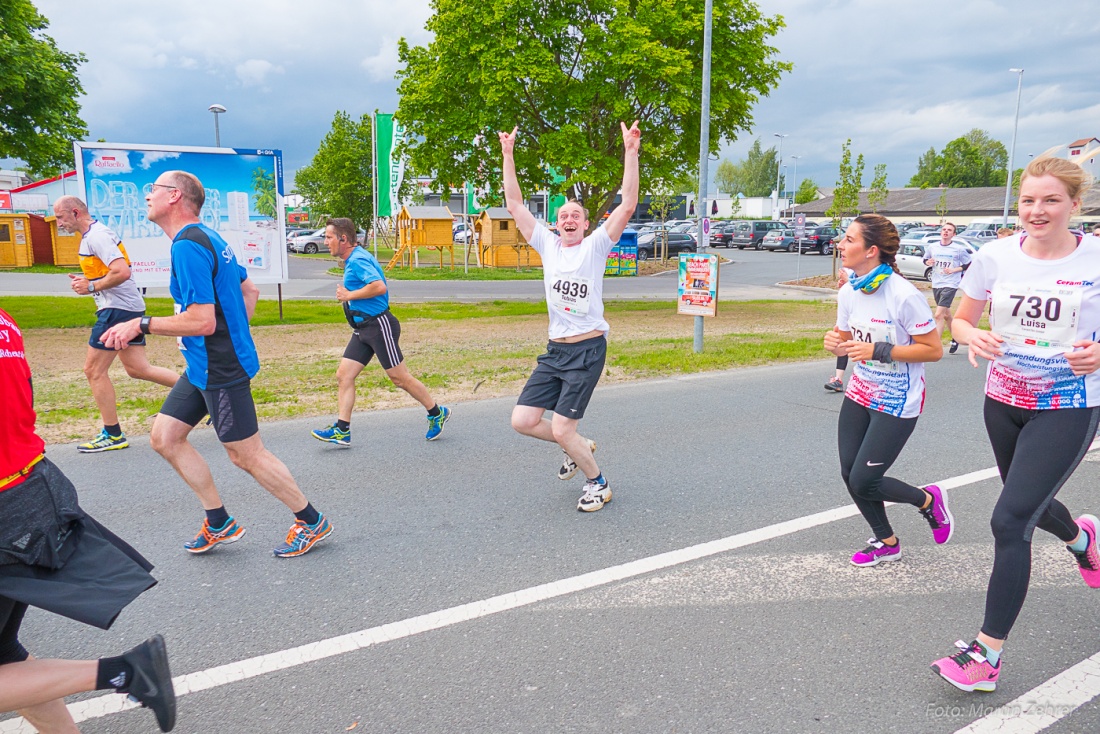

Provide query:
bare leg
left=933, top=306, right=950, bottom=337
left=150, top=413, right=223, bottom=510
left=385, top=362, right=435, bottom=410
left=82, top=347, right=120, bottom=426
left=223, top=434, right=309, bottom=513
left=18, top=696, right=81, bottom=734
left=551, top=413, right=599, bottom=480
left=512, top=405, right=556, bottom=442
left=0, top=658, right=95, bottom=713
left=118, top=346, right=179, bottom=388
left=336, top=358, right=366, bottom=423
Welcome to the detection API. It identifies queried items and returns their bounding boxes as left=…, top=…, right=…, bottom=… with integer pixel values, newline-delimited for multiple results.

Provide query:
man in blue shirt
left=101, top=171, right=333, bottom=559
left=310, top=217, right=450, bottom=447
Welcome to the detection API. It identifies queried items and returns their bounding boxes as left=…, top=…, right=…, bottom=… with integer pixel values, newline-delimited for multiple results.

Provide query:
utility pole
left=693, top=0, right=713, bottom=353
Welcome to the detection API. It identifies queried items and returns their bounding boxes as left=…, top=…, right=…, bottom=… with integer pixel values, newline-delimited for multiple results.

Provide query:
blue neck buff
left=848, top=263, right=893, bottom=294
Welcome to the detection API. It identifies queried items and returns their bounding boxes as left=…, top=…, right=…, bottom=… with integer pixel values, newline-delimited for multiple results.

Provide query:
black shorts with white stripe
left=342, top=310, right=404, bottom=370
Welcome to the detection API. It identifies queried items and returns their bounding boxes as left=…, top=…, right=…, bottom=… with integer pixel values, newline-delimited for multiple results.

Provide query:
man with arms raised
left=500, top=121, right=640, bottom=512
left=101, top=171, right=333, bottom=558
left=52, top=196, right=178, bottom=453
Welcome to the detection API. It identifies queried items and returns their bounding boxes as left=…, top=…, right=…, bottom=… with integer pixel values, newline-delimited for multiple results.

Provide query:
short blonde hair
left=1021, top=156, right=1093, bottom=201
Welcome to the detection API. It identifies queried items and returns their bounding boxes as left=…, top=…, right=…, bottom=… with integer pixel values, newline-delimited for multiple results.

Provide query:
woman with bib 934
left=931, top=156, right=1100, bottom=693
left=824, top=214, right=950, bottom=568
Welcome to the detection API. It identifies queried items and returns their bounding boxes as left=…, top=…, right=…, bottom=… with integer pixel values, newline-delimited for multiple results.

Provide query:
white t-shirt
left=836, top=274, right=937, bottom=419
left=925, top=241, right=973, bottom=289
left=78, top=220, right=145, bottom=313
left=960, top=233, right=1100, bottom=409
left=529, top=224, right=615, bottom=339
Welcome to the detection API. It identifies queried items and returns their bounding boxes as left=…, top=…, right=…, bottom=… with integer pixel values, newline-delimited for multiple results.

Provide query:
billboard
left=677, top=253, right=720, bottom=317
left=73, top=142, right=288, bottom=287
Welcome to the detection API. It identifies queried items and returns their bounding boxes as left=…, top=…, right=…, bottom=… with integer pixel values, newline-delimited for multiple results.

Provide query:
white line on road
left=17, top=462, right=1100, bottom=734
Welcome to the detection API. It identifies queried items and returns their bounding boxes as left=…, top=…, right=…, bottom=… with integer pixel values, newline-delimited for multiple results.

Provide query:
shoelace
left=1069, top=546, right=1099, bottom=571
left=919, top=507, right=943, bottom=529
left=860, top=538, right=886, bottom=554
left=947, top=641, right=990, bottom=680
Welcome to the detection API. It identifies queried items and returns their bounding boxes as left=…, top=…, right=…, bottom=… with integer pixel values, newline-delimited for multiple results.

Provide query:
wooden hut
left=389, top=205, right=455, bottom=270
left=0, top=213, right=34, bottom=268
left=47, top=215, right=82, bottom=266
left=475, top=208, right=541, bottom=269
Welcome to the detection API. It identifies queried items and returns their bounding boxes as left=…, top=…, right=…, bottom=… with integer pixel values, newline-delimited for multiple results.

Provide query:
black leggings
left=838, top=398, right=929, bottom=540
left=0, top=595, right=30, bottom=665
left=836, top=356, right=849, bottom=371
left=980, top=397, right=1099, bottom=640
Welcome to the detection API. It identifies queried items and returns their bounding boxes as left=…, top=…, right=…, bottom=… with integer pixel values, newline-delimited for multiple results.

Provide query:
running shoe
left=931, top=640, right=1000, bottom=692
left=577, top=479, right=612, bottom=512
left=949, top=340, right=960, bottom=354
left=1069, top=514, right=1100, bottom=588
left=824, top=378, right=844, bottom=393
left=184, top=517, right=245, bottom=554
left=426, top=406, right=450, bottom=441
left=558, top=439, right=597, bottom=481
left=920, top=484, right=954, bottom=544
left=119, top=634, right=177, bottom=732
left=273, top=513, right=333, bottom=558
left=311, top=423, right=351, bottom=447
left=850, top=538, right=901, bottom=567
left=77, top=429, right=129, bottom=453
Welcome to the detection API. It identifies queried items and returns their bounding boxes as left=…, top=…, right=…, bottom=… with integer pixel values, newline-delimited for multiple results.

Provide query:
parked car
left=709, top=221, right=740, bottom=248
left=636, top=232, right=696, bottom=261
left=453, top=224, right=473, bottom=243
left=760, top=228, right=797, bottom=252
left=959, top=223, right=1000, bottom=241
left=896, top=239, right=977, bottom=281
left=794, top=225, right=840, bottom=255
left=287, top=228, right=327, bottom=253
left=729, top=220, right=786, bottom=249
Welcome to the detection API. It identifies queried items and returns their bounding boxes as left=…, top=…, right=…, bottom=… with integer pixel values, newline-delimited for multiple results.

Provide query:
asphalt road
left=5, top=355, right=1100, bottom=733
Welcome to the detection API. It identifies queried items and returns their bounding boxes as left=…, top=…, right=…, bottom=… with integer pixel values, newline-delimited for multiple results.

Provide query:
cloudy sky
left=15, top=0, right=1100, bottom=194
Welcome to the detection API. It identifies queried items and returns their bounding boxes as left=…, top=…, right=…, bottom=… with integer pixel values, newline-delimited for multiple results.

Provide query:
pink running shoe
left=1069, top=514, right=1100, bottom=589
left=850, top=538, right=901, bottom=567
left=920, top=484, right=954, bottom=545
left=931, top=640, right=1000, bottom=692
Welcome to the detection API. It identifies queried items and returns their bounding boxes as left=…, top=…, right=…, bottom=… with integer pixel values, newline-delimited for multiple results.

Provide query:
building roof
left=478, top=207, right=513, bottom=220
left=11, top=171, right=76, bottom=193
left=792, top=186, right=1100, bottom=217
left=400, top=205, right=453, bottom=220
left=1069, top=138, right=1099, bottom=148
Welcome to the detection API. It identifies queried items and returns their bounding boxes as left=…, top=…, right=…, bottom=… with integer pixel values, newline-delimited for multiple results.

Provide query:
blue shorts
left=89, top=308, right=146, bottom=350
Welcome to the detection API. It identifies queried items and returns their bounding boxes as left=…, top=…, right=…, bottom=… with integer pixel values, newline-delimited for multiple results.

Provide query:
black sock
left=336, top=419, right=350, bottom=432
left=427, top=405, right=441, bottom=417
left=95, top=655, right=134, bottom=691
left=104, top=423, right=122, bottom=438
left=205, top=506, right=231, bottom=529
left=295, top=502, right=320, bottom=526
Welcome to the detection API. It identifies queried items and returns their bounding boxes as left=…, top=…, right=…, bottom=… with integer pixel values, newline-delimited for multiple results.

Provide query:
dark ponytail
left=854, top=214, right=901, bottom=275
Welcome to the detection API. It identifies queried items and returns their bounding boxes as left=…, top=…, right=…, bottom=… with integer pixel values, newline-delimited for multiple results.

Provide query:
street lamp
left=1002, top=69, right=1024, bottom=226
left=773, top=133, right=787, bottom=220
left=789, top=155, right=802, bottom=214
left=208, top=103, right=227, bottom=147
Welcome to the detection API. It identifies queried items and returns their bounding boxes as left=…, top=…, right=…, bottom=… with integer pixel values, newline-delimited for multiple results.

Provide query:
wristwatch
left=140, top=315, right=153, bottom=335
left=87, top=281, right=95, bottom=293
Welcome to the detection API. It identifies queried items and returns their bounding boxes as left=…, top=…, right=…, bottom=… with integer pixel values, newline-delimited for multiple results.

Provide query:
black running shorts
left=932, top=287, right=958, bottom=309
left=159, top=373, right=259, bottom=443
left=90, top=308, right=146, bottom=350
left=517, top=335, right=607, bottom=420
left=342, top=311, right=404, bottom=370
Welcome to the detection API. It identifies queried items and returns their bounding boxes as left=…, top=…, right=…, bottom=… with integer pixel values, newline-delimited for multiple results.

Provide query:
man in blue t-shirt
left=101, top=170, right=332, bottom=559
left=310, top=217, right=450, bottom=447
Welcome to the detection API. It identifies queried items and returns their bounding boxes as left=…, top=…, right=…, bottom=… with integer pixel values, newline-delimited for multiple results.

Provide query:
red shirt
left=0, top=307, right=45, bottom=491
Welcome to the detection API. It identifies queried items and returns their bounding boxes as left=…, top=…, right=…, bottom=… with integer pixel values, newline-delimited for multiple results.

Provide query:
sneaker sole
left=558, top=441, right=597, bottom=481
left=930, top=664, right=997, bottom=692
left=273, top=524, right=334, bottom=558
left=850, top=551, right=901, bottom=568
left=135, top=634, right=177, bottom=732
left=311, top=433, right=351, bottom=447
left=1076, top=514, right=1100, bottom=588
left=77, top=441, right=130, bottom=453
left=185, top=528, right=246, bottom=554
left=933, top=485, right=955, bottom=545
left=578, top=490, right=612, bottom=512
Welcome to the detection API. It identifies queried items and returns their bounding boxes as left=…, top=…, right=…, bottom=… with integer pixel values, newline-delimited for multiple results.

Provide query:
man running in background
left=52, top=196, right=178, bottom=453
left=500, top=121, right=640, bottom=512
left=922, top=222, right=972, bottom=354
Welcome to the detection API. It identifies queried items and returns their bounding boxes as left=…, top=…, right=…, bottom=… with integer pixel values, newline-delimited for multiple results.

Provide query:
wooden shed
left=0, top=213, right=33, bottom=268
left=47, top=215, right=82, bottom=266
left=475, top=208, right=541, bottom=269
left=389, top=205, right=455, bottom=270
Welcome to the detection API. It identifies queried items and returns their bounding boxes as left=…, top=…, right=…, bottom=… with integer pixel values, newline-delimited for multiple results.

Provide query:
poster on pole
left=73, top=142, right=287, bottom=288
left=373, top=113, right=406, bottom=218
left=677, top=252, right=720, bottom=316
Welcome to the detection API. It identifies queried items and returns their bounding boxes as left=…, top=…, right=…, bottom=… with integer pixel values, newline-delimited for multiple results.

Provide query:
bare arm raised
left=499, top=127, right=539, bottom=243
left=602, top=121, right=641, bottom=243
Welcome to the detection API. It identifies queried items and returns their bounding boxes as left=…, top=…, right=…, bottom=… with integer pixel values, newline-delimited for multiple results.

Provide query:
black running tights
left=0, top=595, right=29, bottom=665
left=980, top=397, right=1099, bottom=640
left=838, top=397, right=928, bottom=540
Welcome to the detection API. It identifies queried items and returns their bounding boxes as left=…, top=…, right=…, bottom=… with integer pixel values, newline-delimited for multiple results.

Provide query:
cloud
left=361, top=37, right=401, bottom=82
left=235, top=59, right=284, bottom=87
left=139, top=152, right=181, bottom=169
left=85, top=151, right=134, bottom=176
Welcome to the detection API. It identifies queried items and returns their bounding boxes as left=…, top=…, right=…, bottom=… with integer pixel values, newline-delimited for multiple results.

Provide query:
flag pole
left=371, top=110, right=379, bottom=258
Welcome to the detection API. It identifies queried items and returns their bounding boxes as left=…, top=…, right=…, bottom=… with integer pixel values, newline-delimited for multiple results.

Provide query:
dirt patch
left=780, top=274, right=933, bottom=292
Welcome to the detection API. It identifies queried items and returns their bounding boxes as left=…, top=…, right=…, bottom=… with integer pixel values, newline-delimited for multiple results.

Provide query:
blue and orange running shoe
left=273, top=513, right=333, bottom=558
left=426, top=406, right=450, bottom=441
left=184, top=517, right=245, bottom=554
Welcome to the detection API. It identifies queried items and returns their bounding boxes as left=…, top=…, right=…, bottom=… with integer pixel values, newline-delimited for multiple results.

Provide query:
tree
left=867, top=163, right=888, bottom=213
left=713, top=139, right=783, bottom=198
left=936, top=186, right=949, bottom=223
left=396, top=0, right=790, bottom=233
left=907, top=128, right=1008, bottom=188
left=794, top=178, right=818, bottom=205
left=826, top=139, right=864, bottom=228
left=294, top=112, right=374, bottom=227
left=0, top=0, right=88, bottom=177
left=251, top=167, right=277, bottom=219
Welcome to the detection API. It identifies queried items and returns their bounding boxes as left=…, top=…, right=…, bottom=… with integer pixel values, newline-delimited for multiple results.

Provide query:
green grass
left=1, top=264, right=78, bottom=274
left=611, top=333, right=824, bottom=374
left=333, top=266, right=548, bottom=281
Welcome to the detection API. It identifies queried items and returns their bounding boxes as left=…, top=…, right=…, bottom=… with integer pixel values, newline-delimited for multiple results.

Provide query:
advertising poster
left=74, top=142, right=287, bottom=288
left=677, top=252, right=719, bottom=317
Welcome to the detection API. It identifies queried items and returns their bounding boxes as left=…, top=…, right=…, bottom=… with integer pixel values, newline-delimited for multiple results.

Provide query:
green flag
left=373, top=113, right=406, bottom=217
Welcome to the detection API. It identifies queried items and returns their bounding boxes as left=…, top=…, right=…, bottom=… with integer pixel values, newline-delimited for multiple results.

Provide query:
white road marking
left=13, top=463, right=1096, bottom=734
